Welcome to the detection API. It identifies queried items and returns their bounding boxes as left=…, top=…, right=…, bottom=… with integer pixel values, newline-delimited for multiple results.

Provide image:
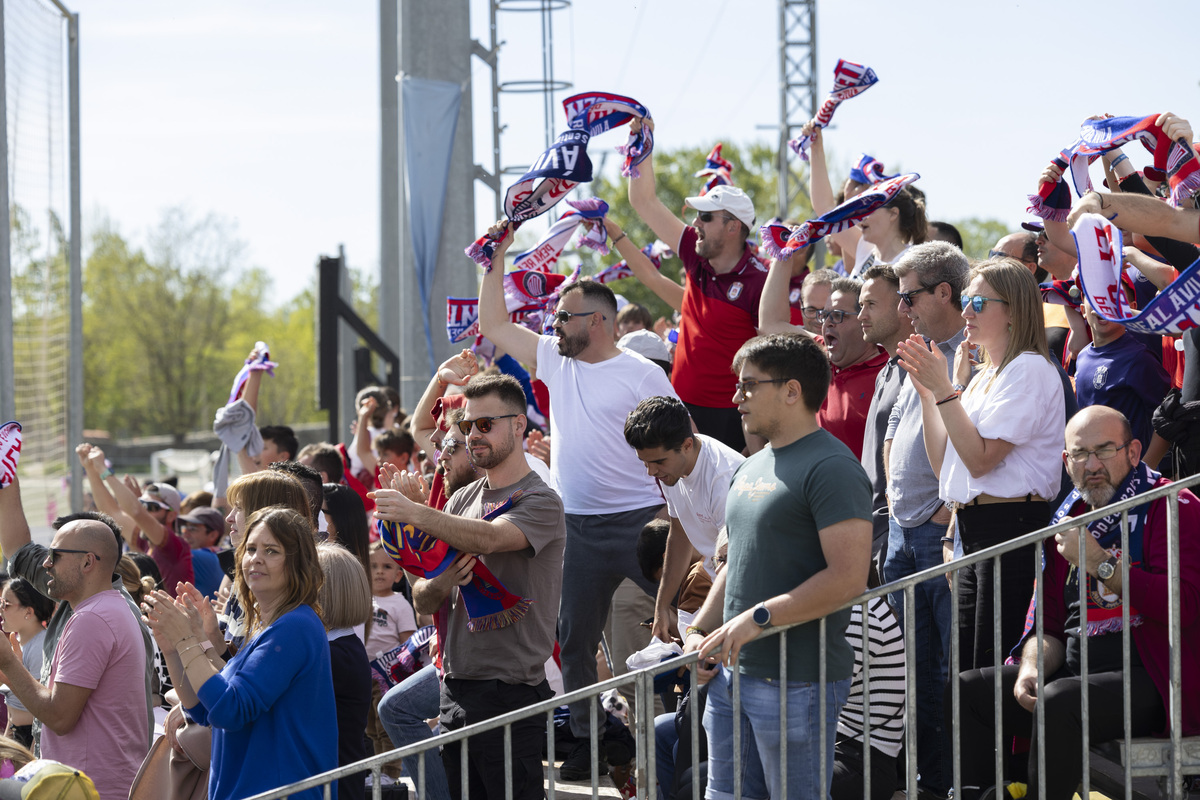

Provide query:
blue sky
left=65, top=0, right=1199, bottom=302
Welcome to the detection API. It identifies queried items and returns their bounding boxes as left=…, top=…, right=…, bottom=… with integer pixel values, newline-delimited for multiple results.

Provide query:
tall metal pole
left=0, top=1, right=14, bottom=424
left=67, top=12, right=83, bottom=512
left=378, top=0, right=400, bottom=365
left=777, top=0, right=817, bottom=220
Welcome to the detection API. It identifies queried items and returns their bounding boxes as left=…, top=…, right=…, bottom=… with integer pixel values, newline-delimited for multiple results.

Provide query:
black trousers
left=440, top=677, right=553, bottom=800
left=955, top=501, right=1050, bottom=670
left=955, top=664, right=1165, bottom=800
left=832, top=737, right=898, bottom=800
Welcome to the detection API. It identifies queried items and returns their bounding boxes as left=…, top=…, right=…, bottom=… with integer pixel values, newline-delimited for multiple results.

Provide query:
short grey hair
left=893, top=241, right=970, bottom=304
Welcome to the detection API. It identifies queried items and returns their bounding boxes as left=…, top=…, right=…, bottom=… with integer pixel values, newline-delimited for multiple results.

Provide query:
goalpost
left=0, top=0, right=81, bottom=542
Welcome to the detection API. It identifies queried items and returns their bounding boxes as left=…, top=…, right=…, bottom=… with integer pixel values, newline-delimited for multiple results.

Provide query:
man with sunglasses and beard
left=478, top=221, right=678, bottom=779
left=625, top=117, right=766, bottom=453
left=373, top=373, right=565, bottom=800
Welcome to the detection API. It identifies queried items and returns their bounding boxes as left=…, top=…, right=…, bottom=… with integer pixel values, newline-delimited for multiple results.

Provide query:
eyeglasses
left=801, top=306, right=822, bottom=318
left=456, top=414, right=519, bottom=436
left=897, top=285, right=937, bottom=307
left=1066, top=442, right=1130, bottom=464
left=439, top=438, right=461, bottom=457
left=695, top=211, right=738, bottom=224
left=960, top=295, right=1009, bottom=313
left=139, top=499, right=169, bottom=512
left=817, top=309, right=857, bottom=324
left=552, top=310, right=606, bottom=325
left=47, top=548, right=91, bottom=564
left=733, top=378, right=790, bottom=398
left=989, top=249, right=1036, bottom=265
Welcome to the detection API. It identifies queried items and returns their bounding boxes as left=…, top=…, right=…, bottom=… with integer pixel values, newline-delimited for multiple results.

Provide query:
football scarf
left=226, top=341, right=277, bottom=405
left=512, top=197, right=611, bottom=272
left=466, top=93, right=653, bottom=271
left=594, top=239, right=673, bottom=285
left=377, top=488, right=536, bottom=631
left=1017, top=460, right=1155, bottom=647
left=369, top=625, right=435, bottom=691
left=788, top=59, right=879, bottom=162
left=0, top=421, right=21, bottom=490
left=761, top=172, right=919, bottom=258
left=849, top=153, right=893, bottom=186
left=695, top=143, right=734, bottom=196
left=1073, top=213, right=1200, bottom=335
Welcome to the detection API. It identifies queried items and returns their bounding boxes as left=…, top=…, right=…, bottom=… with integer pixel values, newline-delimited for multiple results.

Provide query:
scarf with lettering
left=563, top=91, right=654, bottom=177
left=594, top=239, right=673, bottom=285
left=377, top=488, right=534, bottom=631
left=1015, top=461, right=1154, bottom=652
left=0, top=421, right=21, bottom=490
left=695, top=143, right=734, bottom=196
left=1075, top=114, right=1200, bottom=207
left=512, top=198, right=611, bottom=272
left=849, top=153, right=893, bottom=186
left=226, top=342, right=278, bottom=405
left=1073, top=212, right=1200, bottom=335
left=788, top=59, right=879, bottom=162
left=369, top=625, right=435, bottom=691
left=760, top=172, right=919, bottom=258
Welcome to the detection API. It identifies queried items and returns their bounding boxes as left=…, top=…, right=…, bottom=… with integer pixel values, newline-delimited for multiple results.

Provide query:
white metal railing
left=248, top=471, right=1200, bottom=800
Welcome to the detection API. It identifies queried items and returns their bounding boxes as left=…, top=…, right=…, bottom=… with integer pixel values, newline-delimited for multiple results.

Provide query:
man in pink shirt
left=0, top=515, right=149, bottom=800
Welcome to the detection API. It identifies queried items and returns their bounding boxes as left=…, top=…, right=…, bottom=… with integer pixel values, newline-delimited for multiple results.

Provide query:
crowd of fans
left=1, top=107, right=1200, bottom=800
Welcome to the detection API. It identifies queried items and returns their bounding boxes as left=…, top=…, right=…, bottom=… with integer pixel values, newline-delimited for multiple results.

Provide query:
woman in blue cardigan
left=145, top=506, right=338, bottom=800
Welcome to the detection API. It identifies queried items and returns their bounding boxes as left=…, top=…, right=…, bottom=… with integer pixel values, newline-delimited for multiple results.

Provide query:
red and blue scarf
left=1073, top=213, right=1200, bottom=335
left=226, top=342, right=277, bottom=405
left=512, top=197, right=611, bottom=272
left=788, top=59, right=878, bottom=162
left=466, top=93, right=653, bottom=271
left=377, top=488, right=535, bottom=632
left=594, top=239, right=673, bottom=285
left=0, top=420, right=21, bottom=490
left=761, top=172, right=919, bottom=258
left=695, top=143, right=734, bottom=196
left=848, top=153, right=893, bottom=186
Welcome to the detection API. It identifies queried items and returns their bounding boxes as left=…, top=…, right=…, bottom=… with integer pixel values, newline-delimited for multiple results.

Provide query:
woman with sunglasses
left=898, top=258, right=1066, bottom=670
left=0, top=578, right=55, bottom=748
left=143, top=507, right=337, bottom=800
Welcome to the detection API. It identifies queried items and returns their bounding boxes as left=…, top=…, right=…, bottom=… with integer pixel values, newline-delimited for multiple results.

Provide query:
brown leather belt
left=949, top=492, right=1049, bottom=511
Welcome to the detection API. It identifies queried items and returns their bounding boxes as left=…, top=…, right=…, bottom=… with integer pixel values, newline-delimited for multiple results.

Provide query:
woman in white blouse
left=898, top=258, right=1066, bottom=670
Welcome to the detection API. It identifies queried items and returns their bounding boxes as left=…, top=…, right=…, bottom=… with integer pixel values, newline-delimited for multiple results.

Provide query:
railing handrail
left=244, top=470, right=1200, bottom=800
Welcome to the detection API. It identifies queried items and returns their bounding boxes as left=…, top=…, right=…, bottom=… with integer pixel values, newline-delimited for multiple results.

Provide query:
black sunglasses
left=47, top=548, right=91, bottom=564
left=456, top=414, right=519, bottom=436
left=139, top=499, right=169, bottom=512
left=897, top=285, right=937, bottom=307
left=695, top=211, right=738, bottom=224
left=552, top=310, right=606, bottom=325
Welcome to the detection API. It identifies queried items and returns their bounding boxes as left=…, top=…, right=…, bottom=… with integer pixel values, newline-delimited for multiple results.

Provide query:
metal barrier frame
left=247, top=470, right=1200, bottom=800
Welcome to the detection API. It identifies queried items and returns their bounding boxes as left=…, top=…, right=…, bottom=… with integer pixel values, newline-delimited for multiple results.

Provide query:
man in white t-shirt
left=478, top=220, right=680, bottom=779
left=623, top=395, right=743, bottom=644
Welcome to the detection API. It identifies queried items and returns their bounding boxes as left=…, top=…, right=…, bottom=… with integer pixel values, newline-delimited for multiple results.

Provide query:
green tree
left=952, top=217, right=1012, bottom=261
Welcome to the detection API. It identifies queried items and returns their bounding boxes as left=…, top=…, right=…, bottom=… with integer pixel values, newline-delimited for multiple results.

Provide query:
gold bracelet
left=178, top=643, right=202, bottom=658
left=184, top=651, right=211, bottom=672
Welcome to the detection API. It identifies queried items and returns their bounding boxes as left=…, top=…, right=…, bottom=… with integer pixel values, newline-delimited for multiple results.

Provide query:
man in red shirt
left=627, top=118, right=766, bottom=452
left=817, top=277, right=888, bottom=459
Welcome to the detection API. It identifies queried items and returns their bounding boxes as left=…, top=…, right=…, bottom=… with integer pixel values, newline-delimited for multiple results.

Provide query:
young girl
left=362, top=543, right=417, bottom=780
left=0, top=578, right=55, bottom=748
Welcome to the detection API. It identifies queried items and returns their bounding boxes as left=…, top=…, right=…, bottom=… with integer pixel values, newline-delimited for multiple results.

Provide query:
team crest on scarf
left=1073, top=213, right=1200, bottom=335
left=761, top=173, right=919, bottom=258
left=788, top=59, right=879, bottom=162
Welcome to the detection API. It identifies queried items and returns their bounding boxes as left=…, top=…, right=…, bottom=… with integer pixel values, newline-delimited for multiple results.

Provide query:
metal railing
left=248, top=471, right=1200, bottom=800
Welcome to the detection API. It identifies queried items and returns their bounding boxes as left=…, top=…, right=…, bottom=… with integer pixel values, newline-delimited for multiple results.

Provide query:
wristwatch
left=751, top=602, right=772, bottom=629
left=1097, top=555, right=1120, bottom=581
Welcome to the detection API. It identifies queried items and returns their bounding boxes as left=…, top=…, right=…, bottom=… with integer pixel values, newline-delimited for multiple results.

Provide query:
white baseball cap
left=684, top=185, right=756, bottom=229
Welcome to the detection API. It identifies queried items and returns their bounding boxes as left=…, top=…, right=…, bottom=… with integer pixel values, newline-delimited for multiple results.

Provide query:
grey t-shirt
left=861, top=356, right=906, bottom=544
left=886, top=330, right=967, bottom=527
left=724, top=429, right=872, bottom=682
left=8, top=542, right=155, bottom=753
left=440, top=470, right=566, bottom=686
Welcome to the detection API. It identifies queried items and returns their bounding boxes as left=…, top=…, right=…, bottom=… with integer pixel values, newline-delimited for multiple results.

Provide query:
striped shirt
left=837, top=596, right=906, bottom=758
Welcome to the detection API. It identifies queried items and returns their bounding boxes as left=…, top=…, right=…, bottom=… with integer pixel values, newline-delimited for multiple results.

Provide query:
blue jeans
left=883, top=516, right=952, bottom=794
left=655, top=712, right=678, bottom=800
left=702, top=666, right=849, bottom=800
left=377, top=664, right=450, bottom=800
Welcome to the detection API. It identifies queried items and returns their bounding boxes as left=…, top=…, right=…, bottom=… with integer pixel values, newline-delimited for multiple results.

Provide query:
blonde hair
left=317, top=543, right=373, bottom=630
left=227, top=471, right=310, bottom=519
left=235, top=507, right=323, bottom=639
left=116, top=555, right=156, bottom=605
left=0, top=735, right=34, bottom=773
left=967, top=258, right=1051, bottom=387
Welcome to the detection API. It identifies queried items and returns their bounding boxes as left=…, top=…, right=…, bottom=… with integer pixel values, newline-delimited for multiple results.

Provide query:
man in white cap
left=627, top=118, right=767, bottom=453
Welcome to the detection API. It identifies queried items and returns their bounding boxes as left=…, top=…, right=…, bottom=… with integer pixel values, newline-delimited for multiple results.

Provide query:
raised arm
left=410, top=350, right=480, bottom=454
left=95, top=448, right=171, bottom=547
left=1068, top=192, right=1200, bottom=244
left=0, top=475, right=31, bottom=560
left=602, top=218, right=683, bottom=311
left=627, top=117, right=687, bottom=253
left=803, top=121, right=862, bottom=264
left=78, top=445, right=137, bottom=540
left=478, top=221, right=542, bottom=368
left=759, top=256, right=805, bottom=335
left=351, top=397, right=380, bottom=478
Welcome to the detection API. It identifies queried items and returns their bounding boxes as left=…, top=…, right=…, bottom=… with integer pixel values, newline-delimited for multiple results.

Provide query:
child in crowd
left=362, top=542, right=418, bottom=780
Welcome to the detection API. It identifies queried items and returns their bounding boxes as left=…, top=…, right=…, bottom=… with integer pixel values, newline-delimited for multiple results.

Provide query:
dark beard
left=555, top=330, right=587, bottom=358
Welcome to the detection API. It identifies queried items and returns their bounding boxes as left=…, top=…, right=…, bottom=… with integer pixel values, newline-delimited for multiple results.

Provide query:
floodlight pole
left=0, top=1, right=13, bottom=424
left=68, top=11, right=83, bottom=513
